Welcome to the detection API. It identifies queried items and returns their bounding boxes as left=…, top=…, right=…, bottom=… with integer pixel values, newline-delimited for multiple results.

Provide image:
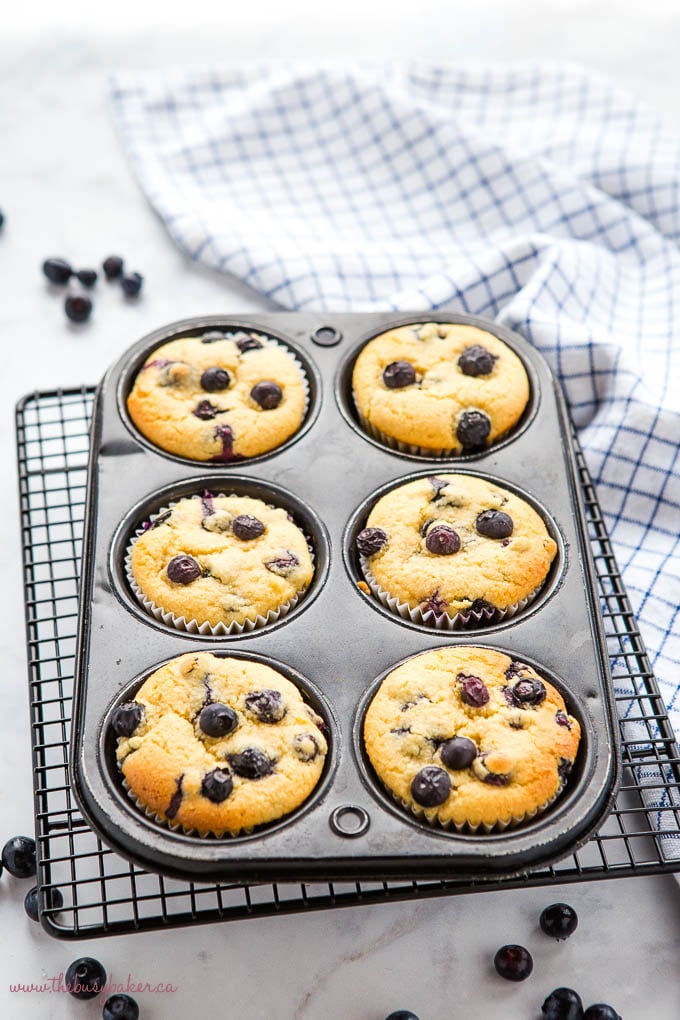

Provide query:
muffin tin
left=70, top=312, right=620, bottom=883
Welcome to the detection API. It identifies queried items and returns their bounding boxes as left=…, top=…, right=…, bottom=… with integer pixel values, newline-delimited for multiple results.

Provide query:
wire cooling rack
left=16, top=387, right=680, bottom=940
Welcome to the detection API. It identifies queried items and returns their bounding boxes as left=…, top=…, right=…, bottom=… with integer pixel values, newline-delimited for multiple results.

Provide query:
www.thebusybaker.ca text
left=9, top=973, right=178, bottom=1002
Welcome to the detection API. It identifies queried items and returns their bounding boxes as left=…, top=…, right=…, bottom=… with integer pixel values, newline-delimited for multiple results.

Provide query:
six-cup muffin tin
left=70, top=312, right=620, bottom=884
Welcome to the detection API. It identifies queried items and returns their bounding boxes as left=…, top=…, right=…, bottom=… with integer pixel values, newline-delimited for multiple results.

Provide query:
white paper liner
left=125, top=494, right=314, bottom=636
left=360, top=557, right=542, bottom=631
left=121, top=776, right=254, bottom=838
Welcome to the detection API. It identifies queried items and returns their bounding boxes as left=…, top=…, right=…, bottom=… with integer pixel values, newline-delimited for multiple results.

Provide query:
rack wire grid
left=15, top=386, right=680, bottom=940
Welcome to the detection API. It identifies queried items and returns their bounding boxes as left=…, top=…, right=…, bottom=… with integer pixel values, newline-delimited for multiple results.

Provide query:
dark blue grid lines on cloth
left=110, top=64, right=680, bottom=855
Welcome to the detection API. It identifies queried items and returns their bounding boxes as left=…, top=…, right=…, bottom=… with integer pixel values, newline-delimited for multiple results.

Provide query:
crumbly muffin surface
left=363, top=646, right=580, bottom=830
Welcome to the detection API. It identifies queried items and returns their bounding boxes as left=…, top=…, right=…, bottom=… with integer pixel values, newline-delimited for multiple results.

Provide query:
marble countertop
left=1, top=8, right=680, bottom=1018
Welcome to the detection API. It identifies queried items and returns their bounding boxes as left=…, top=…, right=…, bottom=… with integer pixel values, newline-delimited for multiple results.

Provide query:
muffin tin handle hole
left=329, top=804, right=370, bottom=838
left=311, top=326, right=343, bottom=347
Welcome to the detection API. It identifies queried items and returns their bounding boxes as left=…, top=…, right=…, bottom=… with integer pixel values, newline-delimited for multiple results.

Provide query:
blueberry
left=232, top=514, right=265, bottom=540
left=199, top=702, right=238, bottom=738
left=251, top=380, right=283, bottom=409
left=0, top=209, right=4, bottom=230
left=540, top=902, right=579, bottom=940
left=193, top=400, right=220, bottom=420
left=459, top=674, right=490, bottom=707
left=201, top=768, right=234, bottom=804
left=228, top=747, right=275, bottom=779
left=200, top=367, right=231, bottom=392
left=555, top=710, right=572, bottom=729
left=382, top=360, right=416, bottom=388
left=356, top=527, right=388, bottom=557
left=542, top=987, right=584, bottom=1020
left=64, top=295, right=92, bottom=323
left=235, top=334, right=264, bottom=352
left=293, top=733, right=320, bottom=762
left=75, top=268, right=98, bottom=287
left=428, top=476, right=449, bottom=499
left=102, top=255, right=124, bottom=280
left=421, top=589, right=448, bottom=616
left=103, top=994, right=140, bottom=1020
left=111, top=701, right=144, bottom=737
left=42, top=257, right=72, bottom=284
left=476, top=509, right=514, bottom=539
left=510, top=677, right=547, bottom=707
left=264, top=552, right=299, bottom=576
left=411, top=765, right=451, bottom=807
left=65, top=957, right=107, bottom=1000
left=245, top=689, right=286, bottom=723
left=440, top=735, right=477, bottom=769
left=166, top=554, right=201, bottom=584
left=121, top=271, right=143, bottom=297
left=473, top=752, right=512, bottom=786
left=24, top=885, right=64, bottom=922
left=493, top=944, right=533, bottom=981
left=384, top=1013, right=420, bottom=1020
left=424, top=524, right=460, bottom=555
left=458, top=344, right=497, bottom=376
left=456, top=409, right=491, bottom=451
left=583, top=1006, right=620, bottom=1020
left=2, top=836, right=36, bottom=878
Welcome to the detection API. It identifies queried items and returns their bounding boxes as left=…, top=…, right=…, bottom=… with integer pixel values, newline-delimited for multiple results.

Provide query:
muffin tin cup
left=354, top=407, right=522, bottom=461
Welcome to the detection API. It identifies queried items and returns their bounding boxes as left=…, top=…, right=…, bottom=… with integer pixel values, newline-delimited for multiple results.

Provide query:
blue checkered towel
left=111, top=64, right=680, bottom=854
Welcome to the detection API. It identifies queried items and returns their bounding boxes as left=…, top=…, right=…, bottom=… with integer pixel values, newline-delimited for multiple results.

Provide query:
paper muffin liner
left=359, top=556, right=542, bottom=631
left=125, top=494, right=314, bottom=637
left=388, top=780, right=565, bottom=834
left=120, top=775, right=254, bottom=839
left=355, top=405, right=463, bottom=458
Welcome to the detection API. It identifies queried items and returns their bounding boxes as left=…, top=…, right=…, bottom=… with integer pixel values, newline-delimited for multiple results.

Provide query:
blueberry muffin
left=126, top=330, right=308, bottom=461
left=113, top=652, right=328, bottom=836
left=363, top=647, right=580, bottom=831
left=356, top=473, right=557, bottom=626
left=128, top=493, right=314, bottom=631
left=352, top=321, right=530, bottom=455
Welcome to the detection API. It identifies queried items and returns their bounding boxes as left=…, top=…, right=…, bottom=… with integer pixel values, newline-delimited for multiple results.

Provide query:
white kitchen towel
left=110, top=63, right=680, bottom=856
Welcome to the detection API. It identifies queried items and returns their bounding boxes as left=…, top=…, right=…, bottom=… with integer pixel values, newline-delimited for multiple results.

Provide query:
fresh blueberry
left=540, top=902, right=579, bottom=940
left=493, top=944, right=533, bottom=981
left=111, top=701, right=144, bottom=738
left=384, top=1013, right=420, bottom=1020
left=459, top=674, right=490, bottom=707
left=476, top=509, right=514, bottom=539
left=103, top=994, right=140, bottom=1020
left=583, top=1006, right=620, bottom=1020
left=121, top=271, right=143, bottom=297
left=24, top=885, right=64, bottom=922
left=166, top=554, right=202, bottom=584
left=440, top=735, right=477, bottom=769
left=382, top=361, right=416, bottom=388
left=456, top=409, right=491, bottom=451
left=75, top=268, right=98, bottom=287
left=228, top=748, right=276, bottom=779
left=235, top=334, right=264, bottom=352
left=542, top=987, right=584, bottom=1020
left=102, top=255, right=124, bottom=280
left=65, top=957, right=107, bottom=1000
left=424, top=524, right=460, bottom=555
left=64, top=295, right=93, bottom=323
left=200, top=367, right=231, bottom=392
left=245, top=689, right=286, bottom=723
left=232, top=515, right=265, bottom=540
left=201, top=768, right=234, bottom=804
left=42, top=257, right=73, bottom=284
left=356, top=527, right=388, bottom=557
left=199, top=702, right=238, bottom=738
left=250, top=380, right=283, bottom=409
left=2, top=836, right=36, bottom=878
left=411, top=766, right=451, bottom=807
left=458, top=344, right=497, bottom=376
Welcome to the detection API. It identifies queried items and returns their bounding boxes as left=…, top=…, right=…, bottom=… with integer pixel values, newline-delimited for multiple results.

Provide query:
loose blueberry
left=356, top=527, right=388, bottom=557
left=102, top=255, right=124, bottom=280
left=24, top=885, right=64, bottom=922
left=193, top=399, right=220, bottom=420
left=425, top=524, right=460, bottom=555
left=493, top=944, right=533, bottom=981
left=167, top=554, right=201, bottom=584
left=228, top=747, right=275, bottom=779
left=542, top=988, right=584, bottom=1020
left=264, top=552, right=299, bottom=576
left=42, top=257, right=72, bottom=284
left=232, top=514, right=265, bottom=540
left=65, top=957, right=107, bottom=1000
left=199, top=702, right=238, bottom=738
left=510, top=677, right=547, bottom=707
left=200, top=367, right=231, bottom=392
left=235, top=334, right=264, bottom=352
left=293, top=733, right=320, bottom=762
left=111, top=701, right=144, bottom=738
left=121, top=271, right=143, bottom=297
left=382, top=360, right=416, bottom=388
left=583, top=1006, right=620, bottom=1020
left=476, top=509, right=514, bottom=539
left=540, top=902, right=579, bottom=940
left=245, top=689, right=286, bottom=724
left=411, top=766, right=451, bottom=807
left=251, top=380, right=283, bottom=409
left=103, top=993, right=140, bottom=1020
left=384, top=1013, right=420, bottom=1020
left=440, top=735, right=477, bottom=769
left=459, top=674, right=490, bottom=707
left=201, top=768, right=234, bottom=804
left=65, top=295, right=92, bottom=323
left=75, top=268, right=98, bottom=287
left=456, top=409, right=491, bottom=450
left=458, top=344, right=497, bottom=376
left=2, top=836, right=36, bottom=878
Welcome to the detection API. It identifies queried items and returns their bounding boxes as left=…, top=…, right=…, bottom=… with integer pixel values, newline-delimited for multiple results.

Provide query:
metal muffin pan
left=70, top=311, right=620, bottom=883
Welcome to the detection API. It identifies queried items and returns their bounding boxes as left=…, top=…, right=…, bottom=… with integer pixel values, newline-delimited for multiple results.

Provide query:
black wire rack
left=16, top=387, right=680, bottom=941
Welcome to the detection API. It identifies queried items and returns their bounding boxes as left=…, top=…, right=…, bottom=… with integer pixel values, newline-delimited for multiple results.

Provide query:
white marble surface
left=1, top=6, right=680, bottom=1018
